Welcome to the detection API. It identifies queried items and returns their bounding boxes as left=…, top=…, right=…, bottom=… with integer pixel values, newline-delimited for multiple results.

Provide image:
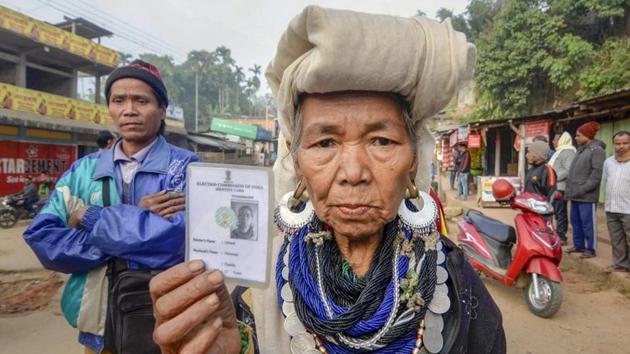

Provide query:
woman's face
left=294, top=92, right=417, bottom=241
left=238, top=208, right=253, bottom=231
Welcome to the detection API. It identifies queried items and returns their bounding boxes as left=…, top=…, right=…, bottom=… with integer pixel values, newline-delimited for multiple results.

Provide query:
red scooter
left=457, top=179, right=563, bottom=318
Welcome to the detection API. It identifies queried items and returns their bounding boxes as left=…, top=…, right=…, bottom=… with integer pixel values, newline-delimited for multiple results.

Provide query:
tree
left=472, top=0, right=629, bottom=120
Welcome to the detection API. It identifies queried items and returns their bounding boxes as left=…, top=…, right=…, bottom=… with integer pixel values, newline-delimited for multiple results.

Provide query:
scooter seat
left=465, top=210, right=516, bottom=244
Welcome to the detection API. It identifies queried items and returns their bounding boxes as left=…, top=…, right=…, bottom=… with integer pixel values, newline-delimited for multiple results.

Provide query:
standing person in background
left=524, top=140, right=556, bottom=198
left=550, top=132, right=576, bottom=246
left=97, top=130, right=116, bottom=150
left=602, top=131, right=630, bottom=273
left=457, top=142, right=471, bottom=200
left=37, top=174, right=52, bottom=200
left=565, top=121, right=606, bottom=258
left=450, top=146, right=460, bottom=190
left=534, top=135, right=554, bottom=159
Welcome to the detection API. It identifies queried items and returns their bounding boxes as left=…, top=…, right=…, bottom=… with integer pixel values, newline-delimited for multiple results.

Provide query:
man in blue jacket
left=23, top=59, right=199, bottom=353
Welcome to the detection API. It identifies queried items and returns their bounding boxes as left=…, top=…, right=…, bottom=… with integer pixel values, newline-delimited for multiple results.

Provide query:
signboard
left=458, top=127, right=469, bottom=141
left=211, top=118, right=258, bottom=140
left=449, top=131, right=459, bottom=147
left=525, top=120, right=550, bottom=145
left=0, top=5, right=119, bottom=67
left=0, top=141, right=77, bottom=195
left=255, top=128, right=273, bottom=141
left=0, top=83, right=111, bottom=125
left=166, top=105, right=184, bottom=121
left=468, top=134, right=481, bottom=148
left=479, top=176, right=521, bottom=206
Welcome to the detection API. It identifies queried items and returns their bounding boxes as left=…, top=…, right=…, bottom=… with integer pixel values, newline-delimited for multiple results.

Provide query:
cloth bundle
left=266, top=5, right=477, bottom=199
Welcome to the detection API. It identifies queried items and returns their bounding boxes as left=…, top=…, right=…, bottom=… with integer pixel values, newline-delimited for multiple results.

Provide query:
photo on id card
left=186, top=163, right=273, bottom=288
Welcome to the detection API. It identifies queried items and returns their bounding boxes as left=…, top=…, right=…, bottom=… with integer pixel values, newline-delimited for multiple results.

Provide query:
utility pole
left=195, top=68, right=199, bottom=132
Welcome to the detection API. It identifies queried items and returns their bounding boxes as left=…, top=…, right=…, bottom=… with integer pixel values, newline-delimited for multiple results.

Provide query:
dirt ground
left=3, top=219, right=630, bottom=354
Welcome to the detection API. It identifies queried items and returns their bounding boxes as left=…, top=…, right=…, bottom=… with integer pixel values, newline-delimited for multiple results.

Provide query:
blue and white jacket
left=23, top=136, right=199, bottom=352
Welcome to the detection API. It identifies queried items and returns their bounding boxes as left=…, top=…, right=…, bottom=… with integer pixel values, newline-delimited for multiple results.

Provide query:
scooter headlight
left=528, top=199, right=554, bottom=215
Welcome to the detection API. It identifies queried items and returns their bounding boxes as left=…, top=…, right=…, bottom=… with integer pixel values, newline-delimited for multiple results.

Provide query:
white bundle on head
left=266, top=5, right=476, bottom=201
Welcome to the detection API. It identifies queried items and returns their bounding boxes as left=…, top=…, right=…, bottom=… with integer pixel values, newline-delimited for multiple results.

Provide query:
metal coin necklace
left=274, top=191, right=450, bottom=353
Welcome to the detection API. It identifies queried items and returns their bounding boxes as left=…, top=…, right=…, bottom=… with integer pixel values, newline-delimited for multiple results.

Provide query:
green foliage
left=471, top=0, right=629, bottom=121
left=578, top=37, right=630, bottom=98
left=133, top=47, right=264, bottom=131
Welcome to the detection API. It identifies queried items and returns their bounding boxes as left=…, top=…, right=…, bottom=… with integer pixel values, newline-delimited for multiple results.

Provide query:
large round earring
left=274, top=182, right=315, bottom=236
left=398, top=180, right=438, bottom=235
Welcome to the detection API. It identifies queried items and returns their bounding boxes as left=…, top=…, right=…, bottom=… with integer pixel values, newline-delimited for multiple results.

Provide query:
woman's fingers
left=179, top=318, right=225, bottom=354
left=150, top=260, right=205, bottom=304
left=154, top=270, right=225, bottom=320
left=153, top=293, right=221, bottom=346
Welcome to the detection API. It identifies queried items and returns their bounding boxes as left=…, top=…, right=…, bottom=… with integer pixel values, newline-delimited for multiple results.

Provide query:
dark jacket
left=458, top=150, right=472, bottom=173
left=441, top=237, right=506, bottom=353
left=565, top=141, right=606, bottom=203
left=524, top=161, right=556, bottom=198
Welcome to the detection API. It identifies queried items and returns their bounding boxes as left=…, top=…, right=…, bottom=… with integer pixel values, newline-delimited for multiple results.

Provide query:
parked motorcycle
left=457, top=179, right=563, bottom=318
left=0, top=194, right=46, bottom=229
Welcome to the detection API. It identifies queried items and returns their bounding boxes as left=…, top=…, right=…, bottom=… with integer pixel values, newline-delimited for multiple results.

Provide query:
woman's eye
left=317, top=139, right=335, bottom=148
left=374, top=137, right=392, bottom=146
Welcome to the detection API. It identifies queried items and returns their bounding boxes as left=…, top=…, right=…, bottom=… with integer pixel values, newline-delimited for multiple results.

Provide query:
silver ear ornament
left=274, top=191, right=315, bottom=236
left=398, top=190, right=438, bottom=236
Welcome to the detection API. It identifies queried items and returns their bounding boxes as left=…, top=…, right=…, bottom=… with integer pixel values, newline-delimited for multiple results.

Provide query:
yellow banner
left=0, top=83, right=112, bottom=126
left=0, top=5, right=119, bottom=67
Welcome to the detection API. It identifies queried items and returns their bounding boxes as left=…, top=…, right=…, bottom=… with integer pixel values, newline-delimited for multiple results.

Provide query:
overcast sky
left=1, top=0, right=469, bottom=93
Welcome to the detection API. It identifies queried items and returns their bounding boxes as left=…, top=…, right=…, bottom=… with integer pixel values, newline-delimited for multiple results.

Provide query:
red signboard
left=525, top=120, right=550, bottom=144
left=468, top=134, right=481, bottom=148
left=0, top=141, right=77, bottom=195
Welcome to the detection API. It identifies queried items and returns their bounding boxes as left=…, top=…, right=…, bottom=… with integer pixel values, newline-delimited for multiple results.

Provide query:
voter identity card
left=186, top=163, right=273, bottom=287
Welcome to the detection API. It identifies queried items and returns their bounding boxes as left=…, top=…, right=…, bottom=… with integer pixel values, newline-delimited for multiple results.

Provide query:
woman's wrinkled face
left=294, top=92, right=417, bottom=241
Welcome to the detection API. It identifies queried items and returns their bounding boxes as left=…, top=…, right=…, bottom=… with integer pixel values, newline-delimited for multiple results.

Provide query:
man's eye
left=317, top=139, right=335, bottom=148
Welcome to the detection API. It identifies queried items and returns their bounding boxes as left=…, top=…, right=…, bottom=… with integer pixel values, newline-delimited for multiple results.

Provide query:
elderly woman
left=150, top=6, right=505, bottom=354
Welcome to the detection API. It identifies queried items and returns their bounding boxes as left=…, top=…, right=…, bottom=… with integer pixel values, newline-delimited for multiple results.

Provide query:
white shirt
left=113, top=138, right=158, bottom=184
left=603, top=156, right=630, bottom=214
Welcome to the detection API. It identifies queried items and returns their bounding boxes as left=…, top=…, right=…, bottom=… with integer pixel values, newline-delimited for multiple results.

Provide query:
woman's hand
left=150, top=260, right=241, bottom=354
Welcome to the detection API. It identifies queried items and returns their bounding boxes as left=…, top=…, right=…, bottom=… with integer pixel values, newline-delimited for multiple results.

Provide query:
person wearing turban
left=565, top=121, right=607, bottom=258
left=148, top=6, right=505, bottom=354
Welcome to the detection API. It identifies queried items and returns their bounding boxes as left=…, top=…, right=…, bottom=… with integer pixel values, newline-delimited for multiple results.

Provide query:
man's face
left=108, top=78, right=164, bottom=145
left=553, top=135, right=560, bottom=149
left=575, top=131, right=589, bottom=146
left=526, top=150, right=537, bottom=165
left=614, top=134, right=630, bottom=157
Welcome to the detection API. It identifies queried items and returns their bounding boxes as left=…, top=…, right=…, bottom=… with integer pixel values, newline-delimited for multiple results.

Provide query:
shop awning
left=188, top=134, right=245, bottom=151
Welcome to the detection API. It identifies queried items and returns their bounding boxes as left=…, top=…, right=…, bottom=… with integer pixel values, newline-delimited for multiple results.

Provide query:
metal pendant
left=424, top=311, right=444, bottom=332
left=282, top=266, right=289, bottom=280
left=434, top=283, right=448, bottom=295
left=428, top=292, right=450, bottom=314
left=281, top=283, right=294, bottom=303
left=284, top=311, right=307, bottom=337
left=436, top=266, right=448, bottom=284
left=283, top=247, right=290, bottom=266
left=436, top=250, right=446, bottom=265
left=290, top=333, right=317, bottom=353
left=282, top=301, right=296, bottom=317
left=423, top=326, right=444, bottom=353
